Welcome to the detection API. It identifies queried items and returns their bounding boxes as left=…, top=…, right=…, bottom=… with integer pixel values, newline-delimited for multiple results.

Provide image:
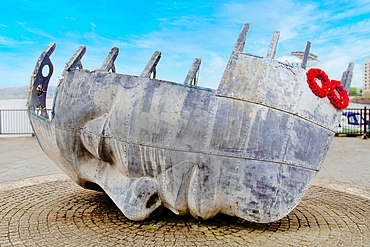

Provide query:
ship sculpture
left=27, top=23, right=353, bottom=223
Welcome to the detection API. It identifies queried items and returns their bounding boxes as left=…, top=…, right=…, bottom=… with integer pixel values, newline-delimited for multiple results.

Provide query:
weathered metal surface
left=27, top=23, right=353, bottom=223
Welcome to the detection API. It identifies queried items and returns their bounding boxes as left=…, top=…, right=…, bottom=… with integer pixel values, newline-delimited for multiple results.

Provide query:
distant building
left=276, top=51, right=319, bottom=69
left=363, top=58, right=370, bottom=97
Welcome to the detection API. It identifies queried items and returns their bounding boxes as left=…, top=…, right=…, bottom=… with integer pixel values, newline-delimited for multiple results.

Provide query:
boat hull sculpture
left=27, top=23, right=353, bottom=223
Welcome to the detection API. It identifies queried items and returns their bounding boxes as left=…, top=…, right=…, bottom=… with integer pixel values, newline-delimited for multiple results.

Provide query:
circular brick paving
left=1, top=179, right=370, bottom=246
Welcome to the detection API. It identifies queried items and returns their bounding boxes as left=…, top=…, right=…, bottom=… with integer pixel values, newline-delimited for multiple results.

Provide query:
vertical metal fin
left=32, top=43, right=56, bottom=77
left=141, top=51, right=161, bottom=79
left=341, top=62, right=355, bottom=91
left=233, top=23, right=250, bottom=53
left=301, top=41, right=311, bottom=70
left=63, top=45, right=86, bottom=74
left=184, top=58, right=201, bottom=86
left=100, top=47, right=119, bottom=72
left=28, top=43, right=56, bottom=118
left=266, top=31, right=280, bottom=61
left=217, top=23, right=249, bottom=92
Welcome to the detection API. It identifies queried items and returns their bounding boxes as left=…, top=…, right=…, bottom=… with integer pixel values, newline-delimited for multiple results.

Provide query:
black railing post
left=360, top=108, right=366, bottom=135
left=365, top=106, right=368, bottom=136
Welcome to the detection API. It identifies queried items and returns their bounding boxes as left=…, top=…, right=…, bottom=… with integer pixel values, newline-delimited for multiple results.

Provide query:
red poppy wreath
left=327, top=79, right=349, bottom=109
left=306, top=68, right=349, bottom=109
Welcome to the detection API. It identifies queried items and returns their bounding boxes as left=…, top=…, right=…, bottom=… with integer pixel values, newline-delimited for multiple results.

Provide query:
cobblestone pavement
left=1, top=175, right=370, bottom=246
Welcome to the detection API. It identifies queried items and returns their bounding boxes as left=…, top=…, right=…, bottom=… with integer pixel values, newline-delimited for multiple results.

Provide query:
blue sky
left=1, top=0, right=369, bottom=89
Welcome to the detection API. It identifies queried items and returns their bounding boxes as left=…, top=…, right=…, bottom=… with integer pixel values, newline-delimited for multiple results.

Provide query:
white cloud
left=0, top=36, right=17, bottom=46
left=90, top=22, right=96, bottom=30
left=65, top=16, right=77, bottom=21
left=317, top=20, right=370, bottom=44
left=325, top=1, right=370, bottom=22
left=317, top=37, right=370, bottom=87
left=24, top=27, right=55, bottom=40
left=0, top=36, right=35, bottom=46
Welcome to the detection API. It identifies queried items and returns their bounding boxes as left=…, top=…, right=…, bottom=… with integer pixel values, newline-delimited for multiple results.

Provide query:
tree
left=349, top=87, right=358, bottom=96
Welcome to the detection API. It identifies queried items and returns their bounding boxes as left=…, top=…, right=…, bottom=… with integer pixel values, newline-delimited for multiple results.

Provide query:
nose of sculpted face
left=121, top=177, right=162, bottom=221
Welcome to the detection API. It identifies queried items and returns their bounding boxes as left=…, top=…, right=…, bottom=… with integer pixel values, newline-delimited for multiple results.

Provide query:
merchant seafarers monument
left=27, top=23, right=353, bottom=223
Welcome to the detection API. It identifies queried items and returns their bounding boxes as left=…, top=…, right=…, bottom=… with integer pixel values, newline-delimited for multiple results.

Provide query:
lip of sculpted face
left=27, top=23, right=353, bottom=223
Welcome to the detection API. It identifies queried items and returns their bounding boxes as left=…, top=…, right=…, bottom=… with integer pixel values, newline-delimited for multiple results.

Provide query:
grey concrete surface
left=316, top=136, right=370, bottom=188
left=0, top=136, right=62, bottom=183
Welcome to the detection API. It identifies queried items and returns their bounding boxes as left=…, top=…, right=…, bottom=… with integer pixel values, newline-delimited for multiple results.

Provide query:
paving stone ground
left=1, top=176, right=370, bottom=246
left=1, top=136, right=370, bottom=246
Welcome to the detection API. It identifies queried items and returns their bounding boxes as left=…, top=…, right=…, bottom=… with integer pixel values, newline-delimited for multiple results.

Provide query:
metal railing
left=0, top=109, right=34, bottom=135
left=336, top=107, right=370, bottom=136
left=0, top=109, right=52, bottom=135
left=1, top=107, right=369, bottom=136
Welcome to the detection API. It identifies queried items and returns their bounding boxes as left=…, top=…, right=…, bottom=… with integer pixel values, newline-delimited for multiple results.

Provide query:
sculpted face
left=27, top=24, right=353, bottom=222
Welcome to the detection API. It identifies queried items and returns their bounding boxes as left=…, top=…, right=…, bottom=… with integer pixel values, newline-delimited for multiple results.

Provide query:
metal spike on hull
left=63, top=45, right=86, bottom=73
left=266, top=31, right=280, bottom=61
left=141, top=51, right=161, bottom=79
left=184, top=58, right=201, bottom=86
left=100, top=47, right=119, bottom=72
